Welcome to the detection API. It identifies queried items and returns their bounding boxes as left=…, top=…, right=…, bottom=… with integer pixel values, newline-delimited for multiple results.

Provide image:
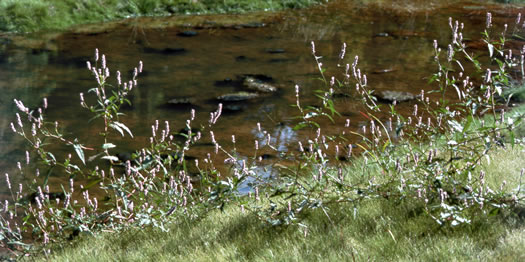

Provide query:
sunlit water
left=0, top=0, right=522, bottom=197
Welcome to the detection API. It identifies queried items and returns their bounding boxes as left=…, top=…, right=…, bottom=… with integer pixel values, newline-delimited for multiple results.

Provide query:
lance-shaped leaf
left=487, top=43, right=494, bottom=57
left=101, top=155, right=119, bottom=162
left=102, top=143, right=116, bottom=150
left=109, top=122, right=133, bottom=138
left=73, top=143, right=86, bottom=165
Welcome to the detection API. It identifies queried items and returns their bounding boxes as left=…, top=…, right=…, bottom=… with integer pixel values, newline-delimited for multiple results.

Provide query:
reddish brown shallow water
left=0, top=0, right=523, bottom=196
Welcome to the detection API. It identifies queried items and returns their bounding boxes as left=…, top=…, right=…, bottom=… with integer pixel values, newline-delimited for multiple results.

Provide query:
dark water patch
left=214, top=77, right=236, bottom=87
left=84, top=30, right=111, bottom=36
left=116, top=152, right=133, bottom=162
left=30, top=48, right=53, bottom=55
left=177, top=30, right=198, bottom=37
left=0, top=37, right=11, bottom=46
left=235, top=55, right=254, bottom=62
left=161, top=97, right=200, bottom=111
left=265, top=48, right=286, bottom=54
left=143, top=47, right=187, bottom=55
left=238, top=22, right=267, bottom=28
left=268, top=58, right=293, bottom=63
left=223, top=103, right=249, bottom=113
left=48, top=54, right=92, bottom=69
left=330, top=92, right=352, bottom=99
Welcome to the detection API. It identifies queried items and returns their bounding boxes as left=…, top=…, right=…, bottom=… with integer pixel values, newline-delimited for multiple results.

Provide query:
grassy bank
left=0, top=0, right=325, bottom=33
left=40, top=142, right=525, bottom=261
left=1, top=0, right=522, bottom=34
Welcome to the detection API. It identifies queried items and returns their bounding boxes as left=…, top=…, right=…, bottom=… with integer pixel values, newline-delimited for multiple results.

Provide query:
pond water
left=0, top=0, right=523, bottom=196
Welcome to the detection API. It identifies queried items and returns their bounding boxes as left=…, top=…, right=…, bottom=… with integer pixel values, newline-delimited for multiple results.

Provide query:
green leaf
left=84, top=179, right=102, bottom=190
left=495, top=85, right=502, bottom=96
left=43, top=167, right=54, bottom=187
left=109, top=123, right=124, bottom=136
left=46, top=152, right=56, bottom=163
left=304, top=112, right=319, bottom=119
left=73, top=143, right=86, bottom=165
left=293, top=122, right=309, bottom=131
left=101, top=155, right=119, bottom=162
left=447, top=120, right=463, bottom=132
left=512, top=34, right=525, bottom=41
left=68, top=164, right=81, bottom=171
left=110, top=122, right=134, bottom=138
left=454, top=60, right=464, bottom=72
left=453, top=84, right=462, bottom=100
left=487, top=43, right=494, bottom=57
left=267, top=218, right=282, bottom=226
left=428, top=74, right=439, bottom=84
left=102, top=143, right=116, bottom=150
left=463, top=115, right=473, bottom=132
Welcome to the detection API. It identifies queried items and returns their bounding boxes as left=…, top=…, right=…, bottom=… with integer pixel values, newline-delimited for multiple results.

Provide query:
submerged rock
left=241, top=74, right=273, bottom=82
left=377, top=90, right=417, bottom=103
left=243, top=77, right=277, bottom=93
left=163, top=97, right=198, bottom=110
left=167, top=97, right=196, bottom=105
left=217, top=92, right=259, bottom=102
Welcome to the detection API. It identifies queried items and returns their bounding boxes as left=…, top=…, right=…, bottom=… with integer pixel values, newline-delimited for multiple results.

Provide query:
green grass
left=37, top=143, right=525, bottom=261
left=0, top=0, right=326, bottom=33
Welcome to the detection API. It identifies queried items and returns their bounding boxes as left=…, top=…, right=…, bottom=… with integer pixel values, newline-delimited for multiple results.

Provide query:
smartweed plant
left=1, top=12, right=525, bottom=259
left=238, top=13, right=525, bottom=229
left=0, top=49, right=248, bottom=257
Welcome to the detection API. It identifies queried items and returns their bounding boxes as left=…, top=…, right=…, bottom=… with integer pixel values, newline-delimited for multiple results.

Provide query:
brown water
left=0, top=0, right=523, bottom=195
